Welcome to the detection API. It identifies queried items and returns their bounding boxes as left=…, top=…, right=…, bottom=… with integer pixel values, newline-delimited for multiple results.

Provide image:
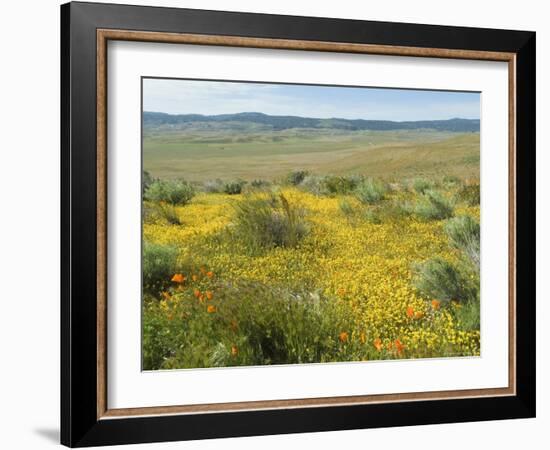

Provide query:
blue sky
left=143, top=78, right=480, bottom=121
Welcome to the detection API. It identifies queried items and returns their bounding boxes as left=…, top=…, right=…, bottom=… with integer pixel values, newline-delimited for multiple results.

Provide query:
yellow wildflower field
left=142, top=184, right=480, bottom=369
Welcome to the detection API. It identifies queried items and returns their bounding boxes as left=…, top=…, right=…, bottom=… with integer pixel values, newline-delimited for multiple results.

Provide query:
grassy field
left=143, top=129, right=480, bottom=182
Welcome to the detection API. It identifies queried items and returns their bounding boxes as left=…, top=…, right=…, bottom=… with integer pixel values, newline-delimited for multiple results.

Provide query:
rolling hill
left=143, top=111, right=480, bottom=133
left=142, top=112, right=480, bottom=182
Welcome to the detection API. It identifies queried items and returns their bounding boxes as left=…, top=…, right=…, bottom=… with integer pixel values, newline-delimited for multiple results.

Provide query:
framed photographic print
left=61, top=1, right=536, bottom=447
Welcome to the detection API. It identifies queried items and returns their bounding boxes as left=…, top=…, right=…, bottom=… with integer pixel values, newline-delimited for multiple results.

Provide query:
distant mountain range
left=143, top=111, right=480, bottom=132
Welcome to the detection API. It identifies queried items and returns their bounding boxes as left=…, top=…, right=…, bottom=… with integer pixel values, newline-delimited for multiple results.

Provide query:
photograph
left=141, top=78, right=482, bottom=370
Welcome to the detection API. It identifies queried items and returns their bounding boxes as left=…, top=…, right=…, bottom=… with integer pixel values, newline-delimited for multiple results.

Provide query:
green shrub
left=154, top=202, right=181, bottom=225
left=142, top=241, right=179, bottom=295
left=457, top=183, right=480, bottom=206
left=145, top=179, right=195, bottom=205
left=250, top=179, right=271, bottom=189
left=233, top=193, right=308, bottom=252
left=339, top=199, right=355, bottom=216
left=300, top=174, right=363, bottom=197
left=445, top=216, right=480, bottom=268
left=412, top=257, right=478, bottom=303
left=412, top=178, right=434, bottom=194
left=223, top=179, right=247, bottom=195
left=365, top=200, right=412, bottom=224
left=454, top=300, right=480, bottom=331
left=286, top=169, right=310, bottom=186
left=414, top=190, right=454, bottom=220
left=323, top=175, right=362, bottom=195
left=355, top=179, right=388, bottom=204
left=385, top=200, right=412, bottom=220
left=142, top=170, right=154, bottom=194
left=301, top=175, right=329, bottom=196
left=203, top=178, right=224, bottom=193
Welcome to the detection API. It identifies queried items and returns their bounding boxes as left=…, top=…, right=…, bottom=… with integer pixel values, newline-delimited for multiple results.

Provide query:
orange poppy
left=171, top=273, right=185, bottom=283
left=338, top=331, right=349, bottom=343
left=205, top=291, right=214, bottom=300
left=193, top=289, right=201, bottom=298
left=373, top=338, right=383, bottom=351
left=206, top=271, right=214, bottom=278
left=406, top=306, right=414, bottom=318
left=207, top=305, right=217, bottom=313
left=231, top=345, right=238, bottom=357
left=395, top=339, right=405, bottom=354
left=431, top=299, right=441, bottom=310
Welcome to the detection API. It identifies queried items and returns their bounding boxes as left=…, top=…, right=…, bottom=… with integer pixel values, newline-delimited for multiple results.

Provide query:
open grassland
left=142, top=173, right=481, bottom=370
left=144, top=129, right=480, bottom=182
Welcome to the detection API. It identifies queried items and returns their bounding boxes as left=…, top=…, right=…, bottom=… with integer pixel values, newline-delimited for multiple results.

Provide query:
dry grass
left=144, top=130, right=480, bottom=182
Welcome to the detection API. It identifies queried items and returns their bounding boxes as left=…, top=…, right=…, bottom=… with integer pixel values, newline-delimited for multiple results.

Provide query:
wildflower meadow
left=142, top=172, right=481, bottom=370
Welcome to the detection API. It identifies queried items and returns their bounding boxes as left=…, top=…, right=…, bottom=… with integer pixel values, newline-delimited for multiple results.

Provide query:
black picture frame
left=61, top=1, right=536, bottom=447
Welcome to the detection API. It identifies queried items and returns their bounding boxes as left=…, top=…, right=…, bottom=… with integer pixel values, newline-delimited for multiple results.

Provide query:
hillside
left=143, top=111, right=480, bottom=133
left=143, top=126, right=480, bottom=182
